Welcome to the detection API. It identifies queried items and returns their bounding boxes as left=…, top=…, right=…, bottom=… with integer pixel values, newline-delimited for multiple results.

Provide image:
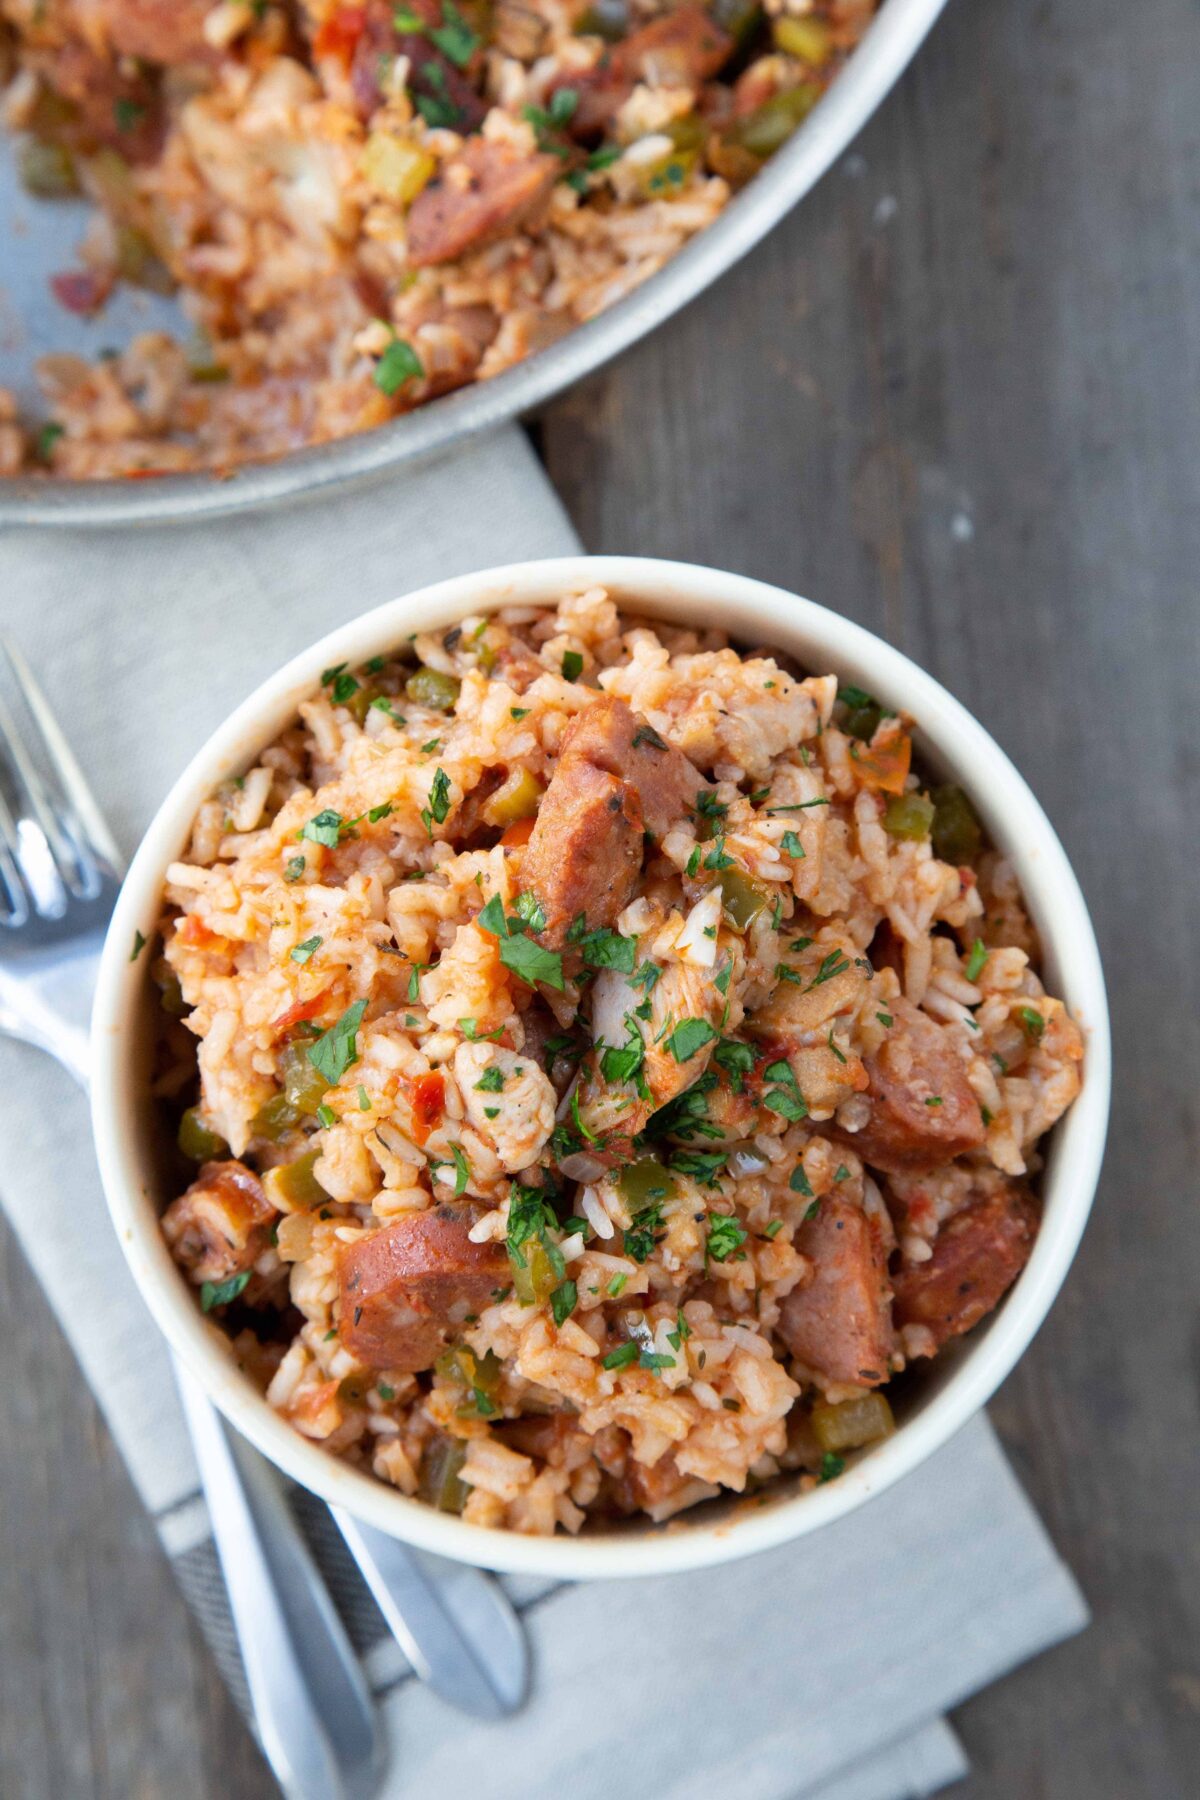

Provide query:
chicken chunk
left=407, top=139, right=560, bottom=267
left=337, top=1205, right=508, bottom=1371
left=162, top=1160, right=276, bottom=1286
left=550, top=5, right=734, bottom=140
left=452, top=1040, right=557, bottom=1171
left=838, top=998, right=986, bottom=1175
left=892, top=1182, right=1038, bottom=1351
left=778, top=1196, right=895, bottom=1388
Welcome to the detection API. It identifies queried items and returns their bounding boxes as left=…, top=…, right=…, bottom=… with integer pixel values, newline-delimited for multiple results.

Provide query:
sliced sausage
left=163, top=1160, right=276, bottom=1286
left=520, top=754, right=645, bottom=946
left=95, top=0, right=215, bottom=64
left=839, top=998, right=986, bottom=1176
left=561, top=695, right=712, bottom=840
left=778, top=1195, right=895, bottom=1388
left=892, top=1182, right=1038, bottom=1350
left=407, top=139, right=560, bottom=267
left=551, top=5, right=735, bottom=140
left=336, top=1203, right=508, bottom=1371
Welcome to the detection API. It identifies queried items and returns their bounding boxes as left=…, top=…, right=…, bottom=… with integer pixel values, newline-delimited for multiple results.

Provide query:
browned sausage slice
left=163, top=1160, right=276, bottom=1286
left=561, top=695, right=711, bottom=839
left=407, top=140, right=560, bottom=267
left=778, top=1195, right=895, bottom=1388
left=841, top=998, right=985, bottom=1176
left=552, top=5, right=735, bottom=140
left=520, top=756, right=645, bottom=946
left=892, top=1183, right=1038, bottom=1350
left=337, top=1204, right=508, bottom=1371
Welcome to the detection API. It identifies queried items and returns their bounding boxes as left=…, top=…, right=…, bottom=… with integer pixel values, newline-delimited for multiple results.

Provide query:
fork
left=0, top=638, right=528, bottom=1795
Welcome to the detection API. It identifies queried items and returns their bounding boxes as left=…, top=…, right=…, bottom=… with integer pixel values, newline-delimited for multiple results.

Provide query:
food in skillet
left=151, top=590, right=1083, bottom=1532
left=0, top=0, right=878, bottom=478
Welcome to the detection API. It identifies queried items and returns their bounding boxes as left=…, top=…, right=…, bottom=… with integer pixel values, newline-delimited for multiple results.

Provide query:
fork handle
left=0, top=940, right=96, bottom=1086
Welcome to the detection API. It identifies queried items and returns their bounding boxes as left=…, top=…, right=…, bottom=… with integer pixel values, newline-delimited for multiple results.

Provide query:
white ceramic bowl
left=91, top=557, right=1110, bottom=1579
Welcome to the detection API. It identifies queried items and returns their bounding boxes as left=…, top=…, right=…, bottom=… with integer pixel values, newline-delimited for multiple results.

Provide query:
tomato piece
left=313, top=5, right=366, bottom=68
left=270, top=987, right=332, bottom=1036
left=409, top=1070, right=446, bottom=1143
left=177, top=915, right=224, bottom=949
left=500, top=815, right=536, bottom=848
left=853, top=732, right=912, bottom=796
left=50, top=270, right=110, bottom=315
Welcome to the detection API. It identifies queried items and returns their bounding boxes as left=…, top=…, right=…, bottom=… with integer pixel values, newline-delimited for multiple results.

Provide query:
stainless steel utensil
left=0, top=634, right=529, bottom=1785
left=0, top=0, right=949, bottom=527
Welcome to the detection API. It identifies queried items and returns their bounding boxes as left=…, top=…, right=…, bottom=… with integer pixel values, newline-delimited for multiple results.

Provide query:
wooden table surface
left=3, top=0, right=1198, bottom=1793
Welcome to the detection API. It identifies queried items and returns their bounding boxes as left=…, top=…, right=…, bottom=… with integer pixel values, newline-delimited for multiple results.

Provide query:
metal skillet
left=0, top=0, right=949, bottom=527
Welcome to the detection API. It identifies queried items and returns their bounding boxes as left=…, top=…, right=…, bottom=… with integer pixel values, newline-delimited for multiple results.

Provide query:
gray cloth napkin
left=0, top=427, right=1087, bottom=1799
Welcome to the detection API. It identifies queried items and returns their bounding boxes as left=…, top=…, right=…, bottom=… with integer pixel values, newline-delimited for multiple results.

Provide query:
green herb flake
left=428, top=0, right=478, bottom=65
left=307, top=998, right=369, bottom=1084
left=449, top=1143, right=471, bottom=1197
left=666, top=1018, right=718, bottom=1063
left=474, top=1066, right=506, bottom=1093
left=789, top=1165, right=814, bottom=1197
left=764, top=1219, right=784, bottom=1239
left=561, top=649, right=584, bottom=681
left=818, top=1451, right=846, bottom=1484
left=501, top=933, right=565, bottom=991
left=514, top=890, right=547, bottom=933
left=601, top=1341, right=639, bottom=1371
left=200, top=1272, right=250, bottom=1312
left=606, top=1272, right=628, bottom=1298
left=358, top=1085, right=372, bottom=1111
left=706, top=1215, right=748, bottom=1262
left=965, top=939, right=988, bottom=983
left=550, top=1280, right=578, bottom=1327
left=781, top=830, right=806, bottom=859
left=1017, top=1005, right=1045, bottom=1041
left=291, top=935, right=322, bottom=964
left=130, top=929, right=147, bottom=962
left=301, top=808, right=345, bottom=848
left=316, top=1102, right=337, bottom=1129
left=421, top=767, right=452, bottom=838
left=374, top=336, right=423, bottom=396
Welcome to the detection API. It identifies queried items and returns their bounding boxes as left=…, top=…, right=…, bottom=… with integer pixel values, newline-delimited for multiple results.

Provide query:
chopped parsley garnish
left=501, top=933, right=565, bottom=990
left=666, top=1017, right=717, bottom=1063
left=639, top=1350, right=676, bottom=1373
left=514, top=890, right=547, bottom=932
left=1017, top=1005, right=1045, bottom=1040
left=629, top=959, right=662, bottom=993
left=561, top=650, right=584, bottom=681
left=600, top=1019, right=646, bottom=1087
left=284, top=854, right=306, bottom=882
left=768, top=798, right=830, bottom=813
left=291, top=935, right=322, bottom=964
left=358, top=1085, right=371, bottom=1111
left=780, top=830, right=806, bottom=859
left=666, top=1309, right=691, bottom=1350
left=307, top=997, right=368, bottom=1084
left=670, top=1148, right=726, bottom=1187
left=606, top=1273, right=628, bottom=1298
left=924, top=1095, right=944, bottom=1108
left=510, top=706, right=530, bottom=719
left=506, top=1181, right=558, bottom=1271
left=428, top=0, right=478, bottom=66
left=324, top=666, right=360, bottom=704
left=706, top=1215, right=748, bottom=1262
left=578, top=926, right=636, bottom=973
left=791, top=936, right=813, bottom=951
left=686, top=847, right=702, bottom=877
left=601, top=1341, right=638, bottom=1371
left=459, top=1017, right=504, bottom=1042
left=407, top=962, right=425, bottom=1003
left=474, top=1066, right=505, bottom=1093
left=762, top=1059, right=807, bottom=1122
left=703, top=836, right=734, bottom=871
left=808, top=950, right=851, bottom=990
left=834, top=1164, right=850, bottom=1181
left=550, top=1280, right=577, bottom=1327
left=764, top=1219, right=784, bottom=1239
left=316, top=1102, right=336, bottom=1129
left=130, top=929, right=146, bottom=962
left=420, top=738, right=441, bottom=754
left=789, top=1164, right=814, bottom=1197
left=420, top=767, right=452, bottom=838
left=876, top=1010, right=894, bottom=1028
left=713, top=1038, right=755, bottom=1092
left=374, top=336, right=423, bottom=396
left=377, top=1381, right=395, bottom=1399
left=826, top=1028, right=847, bottom=1065
left=965, top=939, right=988, bottom=983
left=447, top=1143, right=470, bottom=1196
left=774, top=963, right=805, bottom=985
left=818, top=1452, right=846, bottom=1484
left=300, top=808, right=347, bottom=848
left=200, top=1272, right=250, bottom=1312
left=624, top=1201, right=665, bottom=1264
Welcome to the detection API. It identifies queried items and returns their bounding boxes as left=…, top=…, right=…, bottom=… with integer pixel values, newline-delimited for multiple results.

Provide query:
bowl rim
left=90, top=555, right=1111, bottom=1578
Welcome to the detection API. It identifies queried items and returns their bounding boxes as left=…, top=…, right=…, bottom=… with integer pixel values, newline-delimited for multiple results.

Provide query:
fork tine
left=0, top=780, right=31, bottom=927
left=0, top=637, right=123, bottom=880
